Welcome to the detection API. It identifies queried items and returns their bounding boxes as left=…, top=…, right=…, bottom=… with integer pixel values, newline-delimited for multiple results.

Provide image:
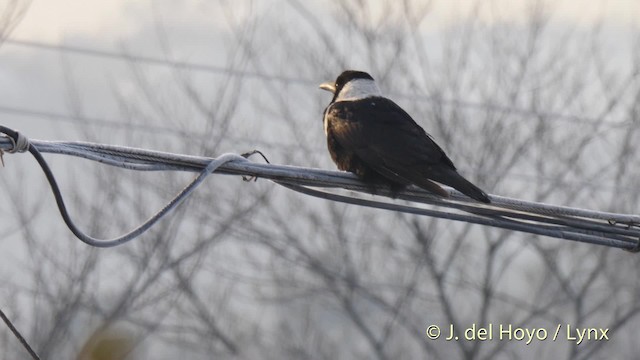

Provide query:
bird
left=319, top=70, right=490, bottom=203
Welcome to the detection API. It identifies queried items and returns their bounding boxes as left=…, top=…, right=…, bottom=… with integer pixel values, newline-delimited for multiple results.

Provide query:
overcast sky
left=2, top=2, right=640, bottom=358
left=12, top=0, right=640, bottom=42
left=2, top=0, right=639, bottom=137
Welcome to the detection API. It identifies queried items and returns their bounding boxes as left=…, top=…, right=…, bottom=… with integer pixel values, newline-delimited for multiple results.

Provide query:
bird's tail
left=429, top=169, right=491, bottom=203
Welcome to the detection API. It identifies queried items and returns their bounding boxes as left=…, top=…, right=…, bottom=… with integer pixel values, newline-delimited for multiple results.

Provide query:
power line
left=1, top=130, right=638, bottom=251
left=3, top=38, right=310, bottom=84
left=0, top=104, right=174, bottom=133
left=1, top=103, right=634, bottom=192
left=0, top=308, right=40, bottom=360
left=3, top=38, right=627, bottom=126
left=0, top=104, right=308, bottom=151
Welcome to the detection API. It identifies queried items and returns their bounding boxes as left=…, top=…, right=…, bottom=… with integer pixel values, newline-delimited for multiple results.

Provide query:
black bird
left=320, top=70, right=490, bottom=203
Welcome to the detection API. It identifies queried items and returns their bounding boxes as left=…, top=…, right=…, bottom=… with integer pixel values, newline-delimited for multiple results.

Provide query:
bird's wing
left=326, top=98, right=456, bottom=180
left=325, top=97, right=490, bottom=202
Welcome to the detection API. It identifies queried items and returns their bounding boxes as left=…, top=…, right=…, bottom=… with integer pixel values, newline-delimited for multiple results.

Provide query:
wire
left=279, top=183, right=638, bottom=249
left=3, top=103, right=637, bottom=193
left=2, top=38, right=310, bottom=84
left=0, top=308, right=40, bottom=360
left=0, top=125, right=247, bottom=247
left=0, top=104, right=177, bottom=133
left=0, top=104, right=316, bottom=152
left=1, top=128, right=639, bottom=251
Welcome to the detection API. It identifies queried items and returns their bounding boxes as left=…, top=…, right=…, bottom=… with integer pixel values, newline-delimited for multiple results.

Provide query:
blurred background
left=1, top=0, right=640, bottom=359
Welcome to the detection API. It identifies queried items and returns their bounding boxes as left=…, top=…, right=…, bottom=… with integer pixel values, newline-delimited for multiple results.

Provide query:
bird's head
left=319, top=70, right=381, bottom=103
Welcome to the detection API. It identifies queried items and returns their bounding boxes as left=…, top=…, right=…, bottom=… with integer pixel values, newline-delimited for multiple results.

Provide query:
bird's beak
left=319, top=81, right=336, bottom=94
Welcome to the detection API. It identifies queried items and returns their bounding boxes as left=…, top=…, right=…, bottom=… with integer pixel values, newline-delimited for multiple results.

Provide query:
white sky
left=1, top=0, right=638, bottom=141
left=10, top=0, right=640, bottom=43
left=10, top=1, right=136, bottom=42
left=1, top=3, right=639, bottom=359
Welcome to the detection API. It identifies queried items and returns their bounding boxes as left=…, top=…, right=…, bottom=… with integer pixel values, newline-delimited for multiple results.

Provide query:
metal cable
left=1, top=125, right=246, bottom=247
left=1, top=130, right=638, bottom=250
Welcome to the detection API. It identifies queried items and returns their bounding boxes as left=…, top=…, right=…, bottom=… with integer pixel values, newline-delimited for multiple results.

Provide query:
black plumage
left=321, top=70, right=490, bottom=203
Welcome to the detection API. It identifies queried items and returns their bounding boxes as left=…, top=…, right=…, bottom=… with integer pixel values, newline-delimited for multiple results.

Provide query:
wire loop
left=3, top=129, right=30, bottom=153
